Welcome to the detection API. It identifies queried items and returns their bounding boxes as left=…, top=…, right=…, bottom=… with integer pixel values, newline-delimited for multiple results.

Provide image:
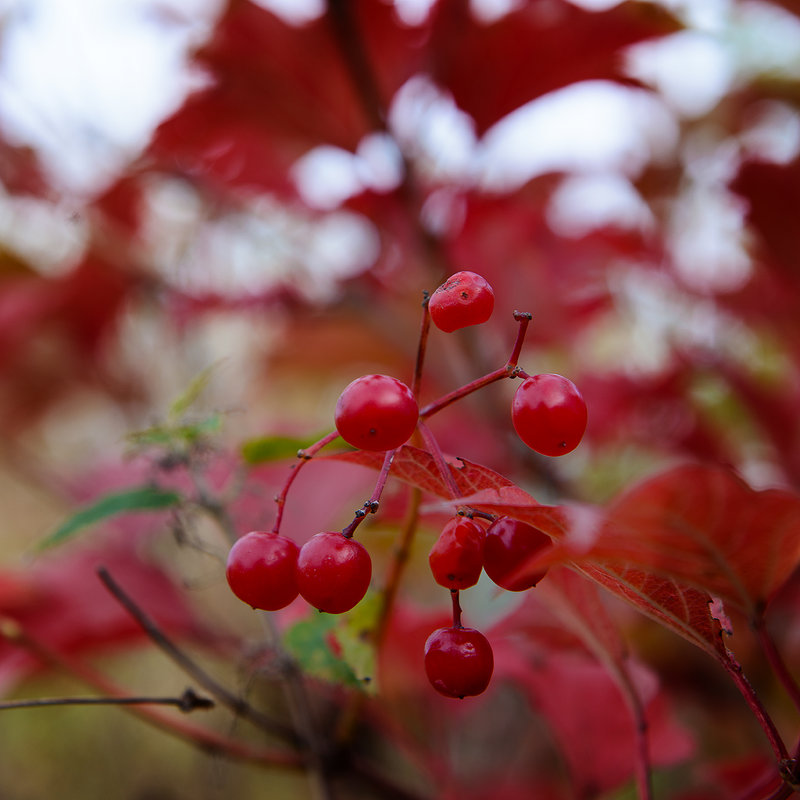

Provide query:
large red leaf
left=563, top=465, right=800, bottom=619
left=151, top=0, right=427, bottom=196
left=457, top=485, right=730, bottom=658
left=0, top=541, right=218, bottom=692
left=495, top=643, right=693, bottom=794
left=428, top=0, right=681, bottom=135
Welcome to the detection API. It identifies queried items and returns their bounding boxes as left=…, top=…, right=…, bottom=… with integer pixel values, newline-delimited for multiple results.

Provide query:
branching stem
left=419, top=310, right=532, bottom=420
left=96, top=566, right=301, bottom=746
left=273, top=430, right=341, bottom=535
left=342, top=448, right=396, bottom=539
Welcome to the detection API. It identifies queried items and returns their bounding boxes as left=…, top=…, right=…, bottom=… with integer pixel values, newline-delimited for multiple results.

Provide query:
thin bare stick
left=96, top=566, right=302, bottom=746
left=0, top=688, right=213, bottom=712
left=0, top=619, right=303, bottom=769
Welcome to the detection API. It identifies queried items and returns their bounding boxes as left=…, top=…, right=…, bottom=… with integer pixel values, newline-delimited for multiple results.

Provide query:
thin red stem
left=272, top=430, right=341, bottom=535
left=412, top=292, right=431, bottom=401
left=507, top=311, right=532, bottom=367
left=722, top=652, right=789, bottom=763
left=341, top=448, right=396, bottom=539
left=419, top=310, right=532, bottom=419
left=450, top=589, right=462, bottom=628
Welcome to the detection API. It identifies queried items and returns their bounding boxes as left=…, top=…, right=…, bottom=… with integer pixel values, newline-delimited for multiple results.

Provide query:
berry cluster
left=226, top=270, right=587, bottom=698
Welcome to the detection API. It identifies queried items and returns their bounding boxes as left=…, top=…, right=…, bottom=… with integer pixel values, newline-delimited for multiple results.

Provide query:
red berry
left=511, top=373, right=587, bottom=456
left=334, top=374, right=418, bottom=451
left=428, top=271, right=495, bottom=332
left=296, top=531, right=372, bottom=614
left=226, top=531, right=300, bottom=610
left=424, top=626, right=494, bottom=698
left=484, top=517, right=550, bottom=591
left=429, top=517, right=486, bottom=590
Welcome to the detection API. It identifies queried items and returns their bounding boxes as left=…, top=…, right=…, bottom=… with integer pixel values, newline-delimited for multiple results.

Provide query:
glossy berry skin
left=334, top=374, right=418, bottom=452
left=429, top=517, right=486, bottom=590
left=512, top=373, right=587, bottom=456
left=226, top=531, right=300, bottom=610
left=424, top=626, right=494, bottom=698
left=484, top=517, right=550, bottom=591
left=428, top=271, right=495, bottom=332
left=296, top=531, right=372, bottom=614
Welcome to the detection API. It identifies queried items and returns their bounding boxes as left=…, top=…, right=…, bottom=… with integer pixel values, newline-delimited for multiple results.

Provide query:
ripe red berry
left=424, top=626, right=494, bottom=698
left=511, top=373, right=587, bottom=456
left=429, top=517, right=486, bottom=590
left=334, top=374, right=418, bottom=452
left=428, top=270, right=495, bottom=332
left=484, top=516, right=550, bottom=591
left=226, top=531, right=300, bottom=610
left=296, top=531, right=372, bottom=614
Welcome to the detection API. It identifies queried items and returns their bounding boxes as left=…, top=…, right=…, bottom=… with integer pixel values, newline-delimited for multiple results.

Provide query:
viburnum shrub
left=225, top=271, right=586, bottom=699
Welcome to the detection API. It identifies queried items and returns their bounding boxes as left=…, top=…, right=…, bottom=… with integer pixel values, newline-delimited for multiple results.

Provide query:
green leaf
left=128, top=414, right=223, bottom=449
left=283, top=614, right=361, bottom=688
left=241, top=431, right=330, bottom=465
left=39, top=486, right=182, bottom=551
left=332, top=592, right=380, bottom=692
left=168, top=363, right=219, bottom=421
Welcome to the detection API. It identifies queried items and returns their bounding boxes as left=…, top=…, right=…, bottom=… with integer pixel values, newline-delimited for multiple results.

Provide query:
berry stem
left=341, top=448, right=396, bottom=539
left=272, top=430, right=341, bottom=535
left=507, top=311, right=532, bottom=368
left=411, top=292, right=431, bottom=402
left=450, top=589, right=463, bottom=628
left=416, top=420, right=461, bottom=500
left=419, top=310, right=532, bottom=419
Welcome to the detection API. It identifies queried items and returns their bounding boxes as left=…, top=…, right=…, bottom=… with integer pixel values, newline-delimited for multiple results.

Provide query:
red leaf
left=0, top=541, right=216, bottom=691
left=327, top=443, right=520, bottom=500
left=458, top=487, right=731, bottom=658
left=731, top=154, right=800, bottom=282
left=567, top=465, right=800, bottom=619
left=496, top=644, right=693, bottom=794
left=152, top=1, right=427, bottom=195
left=428, top=0, right=681, bottom=134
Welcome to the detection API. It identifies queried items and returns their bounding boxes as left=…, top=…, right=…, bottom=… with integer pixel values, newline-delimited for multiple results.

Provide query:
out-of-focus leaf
left=127, top=415, right=223, bottom=450
left=241, top=431, right=333, bottom=465
left=168, top=364, right=219, bottom=421
left=283, top=613, right=362, bottom=689
left=0, top=541, right=219, bottom=692
left=332, top=591, right=381, bottom=692
left=39, top=487, right=182, bottom=551
left=429, top=0, right=681, bottom=135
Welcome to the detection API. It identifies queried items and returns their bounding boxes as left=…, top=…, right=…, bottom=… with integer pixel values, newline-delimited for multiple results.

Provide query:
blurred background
left=0, top=0, right=799, bottom=797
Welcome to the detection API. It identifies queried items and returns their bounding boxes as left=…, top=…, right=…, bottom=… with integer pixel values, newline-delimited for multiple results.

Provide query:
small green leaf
left=332, top=592, right=380, bottom=692
left=39, top=486, right=182, bottom=551
left=168, top=363, right=219, bottom=421
left=241, top=432, right=329, bottom=465
left=283, top=613, right=366, bottom=689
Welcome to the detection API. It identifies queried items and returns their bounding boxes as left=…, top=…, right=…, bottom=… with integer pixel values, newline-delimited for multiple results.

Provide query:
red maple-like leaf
left=428, top=0, right=681, bottom=135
